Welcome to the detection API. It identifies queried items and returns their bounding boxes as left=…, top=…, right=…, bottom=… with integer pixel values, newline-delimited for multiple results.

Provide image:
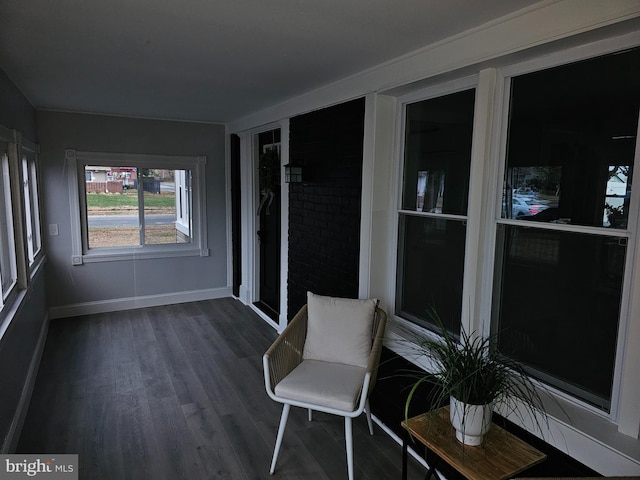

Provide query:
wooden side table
left=402, top=406, right=546, bottom=480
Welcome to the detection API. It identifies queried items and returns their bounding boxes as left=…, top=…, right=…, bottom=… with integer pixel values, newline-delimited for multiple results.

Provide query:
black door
left=256, top=129, right=281, bottom=320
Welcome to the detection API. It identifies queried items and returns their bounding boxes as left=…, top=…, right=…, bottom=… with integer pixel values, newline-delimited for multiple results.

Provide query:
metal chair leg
left=270, top=404, right=290, bottom=475
left=345, top=417, right=354, bottom=480
left=365, top=399, right=374, bottom=435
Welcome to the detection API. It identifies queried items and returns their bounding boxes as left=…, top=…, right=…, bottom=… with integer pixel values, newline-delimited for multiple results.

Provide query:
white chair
left=263, top=292, right=387, bottom=480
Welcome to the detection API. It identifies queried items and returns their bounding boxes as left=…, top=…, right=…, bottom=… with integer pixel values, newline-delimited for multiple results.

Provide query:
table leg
left=402, top=430, right=408, bottom=480
left=423, top=449, right=440, bottom=480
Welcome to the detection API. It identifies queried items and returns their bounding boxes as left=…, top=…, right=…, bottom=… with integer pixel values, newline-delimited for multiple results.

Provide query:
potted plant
left=404, top=317, right=548, bottom=446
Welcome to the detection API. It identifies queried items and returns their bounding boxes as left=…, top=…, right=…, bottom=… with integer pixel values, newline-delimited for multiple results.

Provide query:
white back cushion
left=303, top=292, right=377, bottom=368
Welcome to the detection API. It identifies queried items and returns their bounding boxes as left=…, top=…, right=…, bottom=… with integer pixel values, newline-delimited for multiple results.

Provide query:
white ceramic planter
left=449, top=396, right=493, bottom=446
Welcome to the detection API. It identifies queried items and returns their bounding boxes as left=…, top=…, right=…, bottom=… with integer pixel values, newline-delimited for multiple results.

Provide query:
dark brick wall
left=288, top=98, right=365, bottom=316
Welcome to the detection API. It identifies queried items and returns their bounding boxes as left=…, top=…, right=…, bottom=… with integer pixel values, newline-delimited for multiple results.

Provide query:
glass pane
left=0, top=150, right=17, bottom=294
left=22, top=157, right=34, bottom=263
left=29, top=159, right=42, bottom=254
left=504, top=48, right=640, bottom=228
left=175, top=169, right=192, bottom=241
left=396, top=214, right=466, bottom=336
left=402, top=89, right=475, bottom=215
left=143, top=169, right=189, bottom=245
left=86, top=166, right=141, bottom=248
left=493, top=225, right=625, bottom=411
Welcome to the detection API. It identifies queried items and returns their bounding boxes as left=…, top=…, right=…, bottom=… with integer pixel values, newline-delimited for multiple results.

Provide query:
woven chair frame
left=264, top=305, right=308, bottom=393
left=264, top=304, right=387, bottom=397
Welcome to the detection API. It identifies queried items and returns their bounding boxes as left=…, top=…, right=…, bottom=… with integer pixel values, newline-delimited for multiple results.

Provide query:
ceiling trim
left=229, top=0, right=640, bottom=133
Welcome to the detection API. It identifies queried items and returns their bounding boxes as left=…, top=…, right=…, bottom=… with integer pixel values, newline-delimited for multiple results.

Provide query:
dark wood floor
left=17, top=298, right=425, bottom=479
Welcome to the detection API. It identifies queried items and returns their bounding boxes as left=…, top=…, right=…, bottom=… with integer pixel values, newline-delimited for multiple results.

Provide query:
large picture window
left=493, top=47, right=640, bottom=411
left=68, top=150, right=208, bottom=263
left=83, top=165, right=191, bottom=248
left=396, top=88, right=476, bottom=336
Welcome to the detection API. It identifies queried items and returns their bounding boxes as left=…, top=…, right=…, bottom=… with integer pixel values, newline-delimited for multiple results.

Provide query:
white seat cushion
left=303, top=292, right=377, bottom=368
left=274, top=359, right=367, bottom=412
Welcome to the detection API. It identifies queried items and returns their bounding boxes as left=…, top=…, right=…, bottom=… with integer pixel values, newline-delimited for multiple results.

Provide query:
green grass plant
left=403, top=311, right=551, bottom=438
left=86, top=191, right=175, bottom=209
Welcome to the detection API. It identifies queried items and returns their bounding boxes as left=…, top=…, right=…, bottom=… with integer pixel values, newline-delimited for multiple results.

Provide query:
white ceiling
left=0, top=0, right=541, bottom=124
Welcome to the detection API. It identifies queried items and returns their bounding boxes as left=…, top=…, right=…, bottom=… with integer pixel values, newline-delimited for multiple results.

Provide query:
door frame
left=238, top=120, right=289, bottom=331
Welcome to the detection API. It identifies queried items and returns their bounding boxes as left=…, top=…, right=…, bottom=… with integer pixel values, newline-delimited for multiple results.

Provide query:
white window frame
left=486, top=40, right=640, bottom=428
left=67, top=149, right=208, bottom=264
left=175, top=169, right=191, bottom=237
left=394, top=75, right=484, bottom=337
left=0, top=126, right=18, bottom=307
left=19, top=138, right=42, bottom=269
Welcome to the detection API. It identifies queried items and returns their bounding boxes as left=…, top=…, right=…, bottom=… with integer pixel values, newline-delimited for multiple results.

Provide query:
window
left=68, top=150, right=208, bottom=263
left=492, top=47, right=640, bottom=412
left=396, top=87, right=476, bottom=336
left=83, top=165, right=191, bottom=248
left=21, top=142, right=42, bottom=266
left=0, top=135, right=17, bottom=304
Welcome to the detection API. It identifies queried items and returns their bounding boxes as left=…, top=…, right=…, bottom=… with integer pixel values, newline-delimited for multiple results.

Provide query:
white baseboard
left=248, top=303, right=279, bottom=331
left=371, top=414, right=431, bottom=472
left=238, top=284, right=251, bottom=305
left=48, top=287, right=233, bottom=319
left=4, top=312, right=50, bottom=453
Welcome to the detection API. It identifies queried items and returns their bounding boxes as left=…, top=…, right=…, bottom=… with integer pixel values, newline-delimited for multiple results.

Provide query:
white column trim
left=238, top=131, right=254, bottom=305
left=278, top=118, right=290, bottom=330
left=616, top=107, right=640, bottom=438
left=359, top=94, right=376, bottom=299
left=464, top=68, right=498, bottom=336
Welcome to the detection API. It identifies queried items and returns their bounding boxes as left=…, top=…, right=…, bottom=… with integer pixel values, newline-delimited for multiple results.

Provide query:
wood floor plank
left=219, top=411, right=275, bottom=480
left=182, top=402, right=249, bottom=480
left=111, top=310, right=141, bottom=366
left=289, top=414, right=349, bottom=480
left=78, top=384, right=121, bottom=479
left=113, top=389, right=159, bottom=480
left=146, top=395, right=208, bottom=480
left=83, top=314, right=116, bottom=390
left=148, top=315, right=211, bottom=408
left=170, top=316, right=246, bottom=416
left=205, top=300, right=266, bottom=359
left=256, top=410, right=332, bottom=480
left=130, top=309, right=158, bottom=343
left=137, top=336, right=176, bottom=400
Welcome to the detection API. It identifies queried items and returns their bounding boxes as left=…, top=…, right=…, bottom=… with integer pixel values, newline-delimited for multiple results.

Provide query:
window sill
left=73, top=246, right=209, bottom=264
left=500, top=391, right=640, bottom=475
left=28, top=253, right=46, bottom=281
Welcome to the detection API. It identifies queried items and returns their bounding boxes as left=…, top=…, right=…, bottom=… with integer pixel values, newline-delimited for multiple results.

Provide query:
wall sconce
left=284, top=162, right=303, bottom=184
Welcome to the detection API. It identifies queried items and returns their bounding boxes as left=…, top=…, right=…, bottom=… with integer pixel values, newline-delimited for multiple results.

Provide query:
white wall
left=38, top=111, right=229, bottom=317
